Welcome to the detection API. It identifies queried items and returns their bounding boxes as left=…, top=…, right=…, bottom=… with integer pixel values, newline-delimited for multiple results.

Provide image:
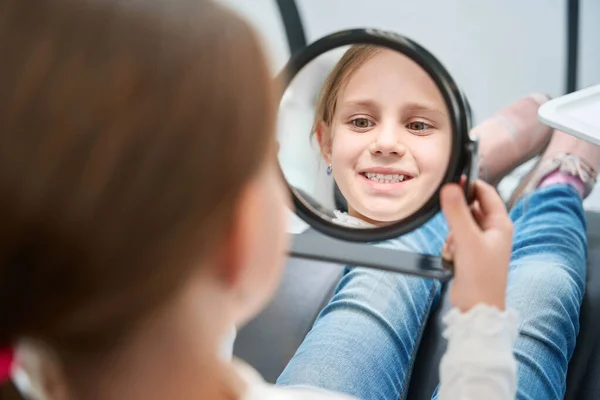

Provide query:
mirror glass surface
left=278, top=44, right=453, bottom=230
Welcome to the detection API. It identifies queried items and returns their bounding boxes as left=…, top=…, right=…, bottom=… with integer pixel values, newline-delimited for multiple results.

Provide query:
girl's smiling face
left=318, top=48, right=452, bottom=225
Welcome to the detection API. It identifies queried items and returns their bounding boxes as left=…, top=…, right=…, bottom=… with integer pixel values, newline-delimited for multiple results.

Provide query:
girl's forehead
left=337, top=50, right=446, bottom=112
left=344, top=50, right=439, bottom=95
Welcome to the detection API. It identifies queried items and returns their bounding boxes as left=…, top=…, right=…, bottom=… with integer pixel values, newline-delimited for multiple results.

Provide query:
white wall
left=219, top=0, right=600, bottom=209
left=298, top=0, right=567, bottom=124
left=580, top=0, right=600, bottom=90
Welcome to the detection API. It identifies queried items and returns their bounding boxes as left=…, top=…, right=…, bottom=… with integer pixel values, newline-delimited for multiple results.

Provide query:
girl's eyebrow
left=402, top=102, right=448, bottom=119
left=338, top=99, right=379, bottom=112
left=340, top=98, right=448, bottom=118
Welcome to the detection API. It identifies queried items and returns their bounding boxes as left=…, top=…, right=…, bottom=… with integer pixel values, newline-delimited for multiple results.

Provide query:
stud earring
left=327, top=164, right=332, bottom=176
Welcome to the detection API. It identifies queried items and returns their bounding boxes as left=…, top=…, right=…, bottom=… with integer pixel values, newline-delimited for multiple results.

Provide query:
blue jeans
left=277, top=184, right=587, bottom=400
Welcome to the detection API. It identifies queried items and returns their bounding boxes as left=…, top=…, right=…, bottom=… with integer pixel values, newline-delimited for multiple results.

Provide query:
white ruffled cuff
left=439, top=305, right=520, bottom=400
left=443, top=304, right=519, bottom=346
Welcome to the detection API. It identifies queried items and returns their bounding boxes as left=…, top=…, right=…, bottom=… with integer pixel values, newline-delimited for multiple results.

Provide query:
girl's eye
left=407, top=121, right=432, bottom=132
left=351, top=118, right=374, bottom=129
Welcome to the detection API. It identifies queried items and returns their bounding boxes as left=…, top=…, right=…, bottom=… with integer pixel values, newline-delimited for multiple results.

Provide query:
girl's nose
left=370, top=125, right=406, bottom=157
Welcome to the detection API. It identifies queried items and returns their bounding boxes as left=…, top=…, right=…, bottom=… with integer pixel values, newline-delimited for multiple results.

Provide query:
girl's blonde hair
left=313, top=45, right=384, bottom=140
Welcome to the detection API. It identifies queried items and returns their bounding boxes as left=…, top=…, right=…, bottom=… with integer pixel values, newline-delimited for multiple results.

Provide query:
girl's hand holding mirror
left=441, top=180, right=513, bottom=312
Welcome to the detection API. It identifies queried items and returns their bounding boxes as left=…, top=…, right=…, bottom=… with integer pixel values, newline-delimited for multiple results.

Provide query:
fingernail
left=444, top=185, right=461, bottom=201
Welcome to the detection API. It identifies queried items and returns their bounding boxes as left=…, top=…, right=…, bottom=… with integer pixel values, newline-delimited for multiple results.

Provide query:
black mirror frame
left=277, top=28, right=474, bottom=243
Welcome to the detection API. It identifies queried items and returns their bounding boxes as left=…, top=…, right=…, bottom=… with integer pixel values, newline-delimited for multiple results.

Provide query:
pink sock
left=538, top=171, right=585, bottom=197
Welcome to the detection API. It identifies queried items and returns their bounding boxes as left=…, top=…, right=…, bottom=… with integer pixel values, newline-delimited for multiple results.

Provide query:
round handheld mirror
left=278, top=29, right=476, bottom=280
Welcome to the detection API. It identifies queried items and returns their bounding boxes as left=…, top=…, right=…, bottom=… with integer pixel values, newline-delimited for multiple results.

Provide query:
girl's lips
left=358, top=172, right=413, bottom=193
left=359, top=167, right=415, bottom=178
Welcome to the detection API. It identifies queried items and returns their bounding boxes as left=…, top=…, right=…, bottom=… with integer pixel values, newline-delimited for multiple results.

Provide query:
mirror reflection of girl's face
left=324, top=49, right=452, bottom=224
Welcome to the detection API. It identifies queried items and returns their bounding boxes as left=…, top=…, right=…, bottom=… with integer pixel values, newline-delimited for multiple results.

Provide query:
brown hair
left=313, top=45, right=383, bottom=141
left=0, top=0, right=274, bottom=396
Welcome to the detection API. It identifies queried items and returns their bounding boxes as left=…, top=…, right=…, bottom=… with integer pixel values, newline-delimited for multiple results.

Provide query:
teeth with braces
left=364, top=172, right=408, bottom=183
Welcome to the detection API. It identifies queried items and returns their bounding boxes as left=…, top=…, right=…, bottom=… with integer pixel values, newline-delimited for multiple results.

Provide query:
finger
left=470, top=202, right=485, bottom=227
left=473, top=180, right=508, bottom=218
left=445, top=232, right=455, bottom=251
left=472, top=181, right=513, bottom=233
left=461, top=175, right=479, bottom=204
left=442, top=238, right=455, bottom=261
left=440, top=183, right=478, bottom=241
left=445, top=231, right=454, bottom=246
left=442, top=233, right=455, bottom=258
left=442, top=242, right=452, bottom=261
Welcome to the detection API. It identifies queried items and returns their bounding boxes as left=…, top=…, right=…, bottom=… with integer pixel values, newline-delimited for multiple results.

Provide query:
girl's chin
left=350, top=192, right=427, bottom=223
left=351, top=208, right=413, bottom=225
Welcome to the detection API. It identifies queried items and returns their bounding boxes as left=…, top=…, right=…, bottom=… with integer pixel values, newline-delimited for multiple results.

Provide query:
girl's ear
left=315, top=121, right=332, bottom=164
left=215, top=191, right=251, bottom=288
left=14, top=341, right=71, bottom=400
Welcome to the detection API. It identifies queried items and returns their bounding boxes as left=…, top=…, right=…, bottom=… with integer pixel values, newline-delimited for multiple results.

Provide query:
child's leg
left=276, top=213, right=448, bottom=400
left=472, top=93, right=552, bottom=186
left=500, top=130, right=600, bottom=399
left=507, top=184, right=586, bottom=399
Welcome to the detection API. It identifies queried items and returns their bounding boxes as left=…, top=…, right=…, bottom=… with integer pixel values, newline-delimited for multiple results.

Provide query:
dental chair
left=234, top=210, right=600, bottom=400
